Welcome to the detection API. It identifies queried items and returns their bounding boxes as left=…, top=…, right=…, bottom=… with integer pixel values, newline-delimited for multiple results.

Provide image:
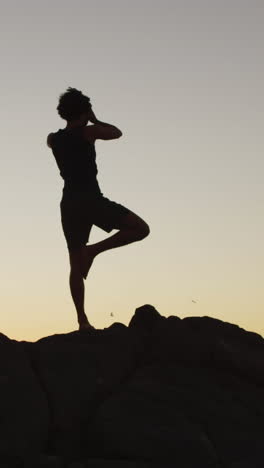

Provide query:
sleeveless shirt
left=50, top=126, right=102, bottom=198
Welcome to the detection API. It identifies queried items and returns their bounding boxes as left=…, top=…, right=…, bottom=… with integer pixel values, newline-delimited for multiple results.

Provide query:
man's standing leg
left=69, top=248, right=93, bottom=329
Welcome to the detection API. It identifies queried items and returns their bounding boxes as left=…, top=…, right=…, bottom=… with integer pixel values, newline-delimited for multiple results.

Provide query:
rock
left=86, top=374, right=218, bottom=466
left=0, top=305, right=263, bottom=467
left=68, top=460, right=173, bottom=468
left=23, top=324, right=146, bottom=458
left=0, top=334, right=49, bottom=458
left=128, top=304, right=166, bottom=333
left=23, top=453, right=64, bottom=467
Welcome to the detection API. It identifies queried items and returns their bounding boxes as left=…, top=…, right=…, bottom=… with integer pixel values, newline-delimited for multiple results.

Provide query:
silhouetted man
left=47, top=88, right=150, bottom=330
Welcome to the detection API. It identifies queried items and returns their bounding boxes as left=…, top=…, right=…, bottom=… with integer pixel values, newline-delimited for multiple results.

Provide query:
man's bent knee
left=120, top=212, right=150, bottom=233
left=136, top=222, right=150, bottom=240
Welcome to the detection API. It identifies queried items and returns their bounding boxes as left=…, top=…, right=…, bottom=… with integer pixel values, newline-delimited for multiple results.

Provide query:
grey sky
left=0, top=1, right=263, bottom=339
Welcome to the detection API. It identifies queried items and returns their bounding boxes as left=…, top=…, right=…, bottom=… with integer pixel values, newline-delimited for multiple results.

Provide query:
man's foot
left=78, top=316, right=95, bottom=331
left=79, top=322, right=95, bottom=331
left=81, top=245, right=98, bottom=280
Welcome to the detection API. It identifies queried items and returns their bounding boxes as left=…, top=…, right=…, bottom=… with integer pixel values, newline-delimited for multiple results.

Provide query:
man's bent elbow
left=139, top=223, right=150, bottom=240
left=116, top=129, right=122, bottom=138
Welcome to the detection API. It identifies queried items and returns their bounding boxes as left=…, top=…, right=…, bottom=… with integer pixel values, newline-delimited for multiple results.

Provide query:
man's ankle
left=78, top=314, right=88, bottom=324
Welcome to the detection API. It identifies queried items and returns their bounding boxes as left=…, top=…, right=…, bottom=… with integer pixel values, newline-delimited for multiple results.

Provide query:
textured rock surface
left=0, top=333, right=49, bottom=458
left=0, top=305, right=264, bottom=467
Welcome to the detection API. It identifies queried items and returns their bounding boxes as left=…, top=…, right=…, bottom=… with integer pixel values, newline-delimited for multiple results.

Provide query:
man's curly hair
left=57, top=87, right=92, bottom=121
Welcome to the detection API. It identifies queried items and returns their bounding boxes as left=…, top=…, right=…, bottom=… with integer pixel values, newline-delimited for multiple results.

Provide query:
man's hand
left=88, top=108, right=98, bottom=124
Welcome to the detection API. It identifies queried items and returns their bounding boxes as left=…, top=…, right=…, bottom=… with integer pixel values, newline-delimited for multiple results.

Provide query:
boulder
left=0, top=305, right=263, bottom=468
left=0, top=333, right=49, bottom=458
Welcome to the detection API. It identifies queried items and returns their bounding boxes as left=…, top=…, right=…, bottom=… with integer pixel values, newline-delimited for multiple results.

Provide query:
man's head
left=57, top=87, right=92, bottom=123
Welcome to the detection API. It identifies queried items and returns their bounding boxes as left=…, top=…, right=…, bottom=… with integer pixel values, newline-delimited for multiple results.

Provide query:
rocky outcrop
left=0, top=305, right=264, bottom=467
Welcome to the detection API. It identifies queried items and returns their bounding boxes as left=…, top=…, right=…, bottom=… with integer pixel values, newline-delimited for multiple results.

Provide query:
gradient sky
left=1, top=0, right=263, bottom=341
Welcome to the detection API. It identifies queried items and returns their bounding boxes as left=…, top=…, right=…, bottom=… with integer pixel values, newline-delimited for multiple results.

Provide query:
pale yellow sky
left=1, top=1, right=263, bottom=341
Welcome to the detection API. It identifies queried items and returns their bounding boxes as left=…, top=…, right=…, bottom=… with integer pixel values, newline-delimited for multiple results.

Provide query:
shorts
left=60, top=192, right=131, bottom=251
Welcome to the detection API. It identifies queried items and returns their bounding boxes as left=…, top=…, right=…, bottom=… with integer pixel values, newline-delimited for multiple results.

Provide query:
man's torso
left=50, top=126, right=102, bottom=199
